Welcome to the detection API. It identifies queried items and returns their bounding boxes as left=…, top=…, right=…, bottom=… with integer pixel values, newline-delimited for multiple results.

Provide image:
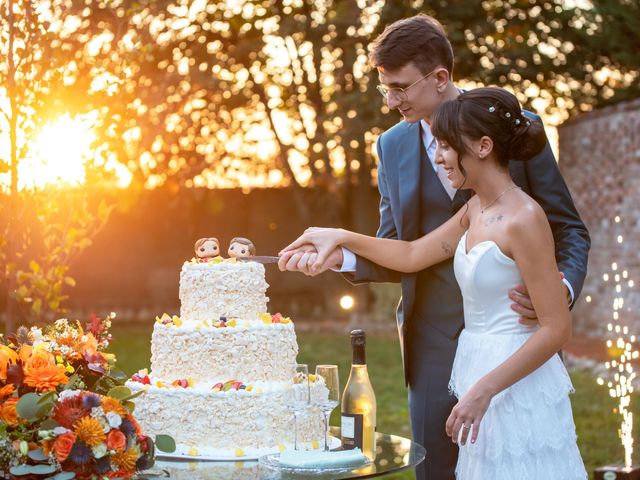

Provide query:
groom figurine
left=279, top=14, right=590, bottom=480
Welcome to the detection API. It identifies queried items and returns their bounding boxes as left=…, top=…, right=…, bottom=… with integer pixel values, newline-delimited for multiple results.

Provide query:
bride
left=280, top=88, right=587, bottom=479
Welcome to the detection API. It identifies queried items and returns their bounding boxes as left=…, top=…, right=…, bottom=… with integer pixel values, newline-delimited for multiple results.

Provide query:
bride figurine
left=280, top=88, right=587, bottom=479
left=194, top=237, right=221, bottom=262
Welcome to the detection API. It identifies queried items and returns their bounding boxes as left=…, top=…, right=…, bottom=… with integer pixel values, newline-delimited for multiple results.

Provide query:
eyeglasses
left=376, top=69, right=438, bottom=103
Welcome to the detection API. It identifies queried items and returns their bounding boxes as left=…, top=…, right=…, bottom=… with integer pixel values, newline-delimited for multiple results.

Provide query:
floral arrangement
left=0, top=314, right=174, bottom=479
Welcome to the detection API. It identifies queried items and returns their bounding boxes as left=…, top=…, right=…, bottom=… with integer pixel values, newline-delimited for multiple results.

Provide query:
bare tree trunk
left=5, top=0, right=18, bottom=334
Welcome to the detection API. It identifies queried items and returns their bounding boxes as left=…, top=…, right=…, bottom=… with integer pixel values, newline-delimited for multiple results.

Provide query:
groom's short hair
left=369, top=14, right=454, bottom=76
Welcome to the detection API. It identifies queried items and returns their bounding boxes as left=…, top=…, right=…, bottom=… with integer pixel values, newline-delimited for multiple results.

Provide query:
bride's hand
left=445, top=382, right=493, bottom=446
left=279, top=227, right=345, bottom=273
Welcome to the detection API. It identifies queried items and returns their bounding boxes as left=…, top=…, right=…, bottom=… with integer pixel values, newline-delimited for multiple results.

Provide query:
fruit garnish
left=222, top=380, right=236, bottom=392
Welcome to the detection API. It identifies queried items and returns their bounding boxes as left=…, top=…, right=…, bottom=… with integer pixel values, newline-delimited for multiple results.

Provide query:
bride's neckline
left=462, top=231, right=515, bottom=263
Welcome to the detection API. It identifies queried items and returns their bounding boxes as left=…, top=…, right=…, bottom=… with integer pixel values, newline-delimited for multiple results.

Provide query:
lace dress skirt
left=449, top=329, right=588, bottom=480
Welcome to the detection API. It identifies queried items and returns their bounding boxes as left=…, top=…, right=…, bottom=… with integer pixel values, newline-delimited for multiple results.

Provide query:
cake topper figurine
left=194, top=237, right=221, bottom=262
left=228, top=237, right=256, bottom=258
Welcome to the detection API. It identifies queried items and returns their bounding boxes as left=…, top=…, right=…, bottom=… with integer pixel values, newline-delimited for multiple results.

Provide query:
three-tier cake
left=127, top=258, right=327, bottom=459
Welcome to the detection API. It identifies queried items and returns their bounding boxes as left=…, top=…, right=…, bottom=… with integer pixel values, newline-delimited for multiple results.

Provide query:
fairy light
left=596, top=214, right=637, bottom=470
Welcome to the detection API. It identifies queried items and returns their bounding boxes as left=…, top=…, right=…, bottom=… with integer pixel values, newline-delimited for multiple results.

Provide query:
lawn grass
left=110, top=323, right=632, bottom=480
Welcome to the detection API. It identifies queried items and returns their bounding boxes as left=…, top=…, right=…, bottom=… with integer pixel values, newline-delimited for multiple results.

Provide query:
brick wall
left=559, top=98, right=640, bottom=335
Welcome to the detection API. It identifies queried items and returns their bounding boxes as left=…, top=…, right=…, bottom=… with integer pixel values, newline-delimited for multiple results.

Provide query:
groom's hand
left=278, top=247, right=343, bottom=276
left=510, top=272, right=567, bottom=326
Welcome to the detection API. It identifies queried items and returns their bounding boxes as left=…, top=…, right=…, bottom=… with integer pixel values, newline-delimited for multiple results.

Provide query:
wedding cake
left=126, top=253, right=327, bottom=459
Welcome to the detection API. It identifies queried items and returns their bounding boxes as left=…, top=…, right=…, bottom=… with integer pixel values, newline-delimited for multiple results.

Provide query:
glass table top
left=140, top=427, right=426, bottom=480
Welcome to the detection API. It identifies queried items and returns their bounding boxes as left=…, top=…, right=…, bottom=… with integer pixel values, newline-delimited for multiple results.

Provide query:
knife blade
left=237, top=255, right=281, bottom=264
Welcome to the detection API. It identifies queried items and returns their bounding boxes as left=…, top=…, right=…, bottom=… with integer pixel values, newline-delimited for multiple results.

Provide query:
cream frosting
left=150, top=321, right=297, bottom=383
left=127, top=380, right=328, bottom=458
left=179, top=261, right=268, bottom=322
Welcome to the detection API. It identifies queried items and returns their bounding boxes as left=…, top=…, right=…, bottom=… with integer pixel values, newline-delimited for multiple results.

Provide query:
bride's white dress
left=449, top=232, right=587, bottom=479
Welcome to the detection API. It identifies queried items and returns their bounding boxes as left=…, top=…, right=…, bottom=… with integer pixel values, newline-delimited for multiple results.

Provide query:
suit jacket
left=344, top=113, right=591, bottom=383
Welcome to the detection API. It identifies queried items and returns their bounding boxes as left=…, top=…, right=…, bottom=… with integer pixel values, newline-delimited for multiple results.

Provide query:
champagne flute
left=292, top=363, right=310, bottom=450
left=315, top=364, right=340, bottom=451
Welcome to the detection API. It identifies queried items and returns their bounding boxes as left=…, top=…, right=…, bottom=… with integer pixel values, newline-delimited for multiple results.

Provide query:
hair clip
left=488, top=106, right=496, bottom=113
left=505, top=112, right=511, bottom=118
left=515, top=119, right=521, bottom=125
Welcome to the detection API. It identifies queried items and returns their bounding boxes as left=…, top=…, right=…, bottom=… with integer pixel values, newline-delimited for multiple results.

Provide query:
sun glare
left=1, top=113, right=132, bottom=191
left=22, top=115, right=95, bottom=189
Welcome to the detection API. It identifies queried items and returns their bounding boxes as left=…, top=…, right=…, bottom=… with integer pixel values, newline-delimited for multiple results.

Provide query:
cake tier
left=150, top=320, right=297, bottom=383
left=126, top=380, right=328, bottom=458
left=179, top=261, right=268, bottom=322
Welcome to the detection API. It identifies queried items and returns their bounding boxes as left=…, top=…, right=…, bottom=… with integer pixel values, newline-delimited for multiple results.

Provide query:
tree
left=0, top=0, right=114, bottom=331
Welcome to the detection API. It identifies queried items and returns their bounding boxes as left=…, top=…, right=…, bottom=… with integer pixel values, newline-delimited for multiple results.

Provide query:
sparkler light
left=595, top=215, right=639, bottom=480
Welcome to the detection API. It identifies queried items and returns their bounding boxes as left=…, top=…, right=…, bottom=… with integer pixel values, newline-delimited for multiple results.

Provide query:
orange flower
left=53, top=432, right=76, bottom=462
left=0, top=397, right=20, bottom=426
left=101, top=396, right=127, bottom=417
left=111, top=447, right=138, bottom=473
left=23, top=350, right=68, bottom=392
left=18, top=344, right=33, bottom=363
left=0, top=384, right=15, bottom=399
left=0, top=345, right=19, bottom=382
left=106, top=430, right=127, bottom=452
left=82, top=333, right=99, bottom=356
left=73, top=416, right=106, bottom=447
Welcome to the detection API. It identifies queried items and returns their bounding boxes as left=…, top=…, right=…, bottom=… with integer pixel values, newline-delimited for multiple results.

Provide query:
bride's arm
left=280, top=200, right=470, bottom=273
left=446, top=201, right=571, bottom=445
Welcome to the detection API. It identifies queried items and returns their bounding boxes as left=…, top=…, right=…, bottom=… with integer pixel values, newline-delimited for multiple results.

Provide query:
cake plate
left=155, top=436, right=342, bottom=462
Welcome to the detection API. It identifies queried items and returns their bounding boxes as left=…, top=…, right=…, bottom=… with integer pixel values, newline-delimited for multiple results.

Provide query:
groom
left=279, top=15, right=590, bottom=480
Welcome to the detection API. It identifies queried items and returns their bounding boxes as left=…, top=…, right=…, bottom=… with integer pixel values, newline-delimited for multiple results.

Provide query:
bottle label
left=341, top=413, right=363, bottom=450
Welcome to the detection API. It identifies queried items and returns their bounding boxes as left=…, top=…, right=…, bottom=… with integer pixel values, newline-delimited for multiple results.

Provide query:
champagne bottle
left=341, top=329, right=377, bottom=460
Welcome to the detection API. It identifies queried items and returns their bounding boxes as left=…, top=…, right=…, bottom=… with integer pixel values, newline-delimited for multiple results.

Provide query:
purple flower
left=95, top=456, right=111, bottom=474
left=82, top=393, right=101, bottom=409
left=69, top=441, right=92, bottom=465
left=120, top=418, right=136, bottom=437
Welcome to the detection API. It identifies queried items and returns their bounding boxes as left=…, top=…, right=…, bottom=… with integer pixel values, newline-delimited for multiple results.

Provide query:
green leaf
left=28, top=448, right=48, bottom=461
left=38, top=391, right=57, bottom=404
left=107, top=386, right=132, bottom=400
left=154, top=434, right=176, bottom=453
left=10, top=464, right=34, bottom=475
left=40, top=418, right=59, bottom=430
left=123, top=400, right=135, bottom=414
left=29, top=464, right=57, bottom=474
left=17, top=393, right=45, bottom=421
left=120, top=388, right=146, bottom=403
left=109, top=369, right=129, bottom=382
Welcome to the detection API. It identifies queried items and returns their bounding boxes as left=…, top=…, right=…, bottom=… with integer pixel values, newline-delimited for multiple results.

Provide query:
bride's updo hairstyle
left=431, top=87, right=547, bottom=167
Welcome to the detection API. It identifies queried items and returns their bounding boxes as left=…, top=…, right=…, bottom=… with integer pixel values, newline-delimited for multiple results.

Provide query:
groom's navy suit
left=343, top=114, right=590, bottom=480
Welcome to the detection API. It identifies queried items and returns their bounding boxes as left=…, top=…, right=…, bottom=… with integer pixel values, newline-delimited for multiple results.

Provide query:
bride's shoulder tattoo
left=441, top=241, right=453, bottom=255
left=483, top=213, right=505, bottom=227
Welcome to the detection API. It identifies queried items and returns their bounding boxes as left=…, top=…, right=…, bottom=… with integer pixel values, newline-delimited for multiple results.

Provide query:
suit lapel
left=397, top=123, right=421, bottom=240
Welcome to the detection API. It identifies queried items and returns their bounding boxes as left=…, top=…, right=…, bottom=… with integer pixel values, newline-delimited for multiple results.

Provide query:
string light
left=596, top=214, right=636, bottom=470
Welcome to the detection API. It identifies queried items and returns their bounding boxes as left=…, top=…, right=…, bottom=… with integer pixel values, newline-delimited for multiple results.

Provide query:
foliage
left=0, top=314, right=173, bottom=478
left=1, top=189, right=114, bottom=325
left=0, top=1, right=118, bottom=330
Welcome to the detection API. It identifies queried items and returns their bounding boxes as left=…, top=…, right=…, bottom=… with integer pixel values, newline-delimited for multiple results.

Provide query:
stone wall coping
left=559, top=97, right=640, bottom=131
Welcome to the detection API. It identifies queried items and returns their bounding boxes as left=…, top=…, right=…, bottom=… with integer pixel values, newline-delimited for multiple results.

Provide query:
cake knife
left=237, top=255, right=281, bottom=264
